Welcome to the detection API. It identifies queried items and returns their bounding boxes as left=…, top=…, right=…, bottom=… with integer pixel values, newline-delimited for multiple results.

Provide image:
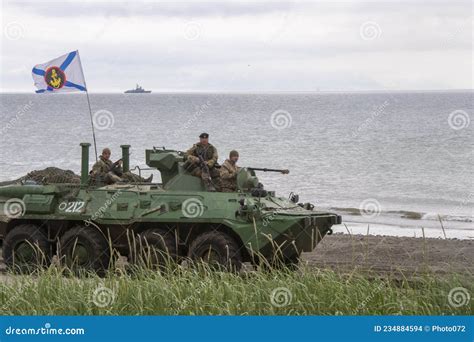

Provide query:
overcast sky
left=1, top=0, right=472, bottom=92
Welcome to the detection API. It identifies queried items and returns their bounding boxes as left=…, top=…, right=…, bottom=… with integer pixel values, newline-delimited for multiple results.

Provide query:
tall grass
left=1, top=263, right=472, bottom=315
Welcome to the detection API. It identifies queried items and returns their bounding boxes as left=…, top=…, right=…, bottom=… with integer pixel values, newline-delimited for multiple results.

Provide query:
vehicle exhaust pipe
left=121, top=144, right=130, bottom=173
left=80, top=142, right=91, bottom=186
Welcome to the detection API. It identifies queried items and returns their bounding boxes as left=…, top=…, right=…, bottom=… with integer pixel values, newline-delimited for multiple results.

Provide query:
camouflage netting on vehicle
left=0, top=167, right=81, bottom=186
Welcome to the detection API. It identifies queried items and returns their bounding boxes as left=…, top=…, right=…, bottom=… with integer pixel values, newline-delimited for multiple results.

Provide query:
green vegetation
left=1, top=264, right=472, bottom=315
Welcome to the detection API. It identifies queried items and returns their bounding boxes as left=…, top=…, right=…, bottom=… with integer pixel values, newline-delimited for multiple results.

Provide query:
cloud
left=1, top=0, right=472, bottom=92
left=8, top=0, right=296, bottom=18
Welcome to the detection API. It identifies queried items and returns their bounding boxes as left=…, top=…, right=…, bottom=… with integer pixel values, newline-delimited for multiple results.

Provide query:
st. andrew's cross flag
left=32, top=50, right=98, bottom=158
left=32, top=51, right=87, bottom=93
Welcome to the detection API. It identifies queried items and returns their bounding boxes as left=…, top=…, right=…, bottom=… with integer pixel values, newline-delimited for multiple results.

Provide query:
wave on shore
left=330, top=207, right=473, bottom=223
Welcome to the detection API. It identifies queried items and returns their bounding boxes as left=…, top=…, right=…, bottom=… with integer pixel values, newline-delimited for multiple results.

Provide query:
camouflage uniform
left=220, top=159, right=239, bottom=192
left=91, top=156, right=147, bottom=184
left=185, top=143, right=220, bottom=190
left=121, top=172, right=147, bottom=183
left=91, top=156, right=121, bottom=184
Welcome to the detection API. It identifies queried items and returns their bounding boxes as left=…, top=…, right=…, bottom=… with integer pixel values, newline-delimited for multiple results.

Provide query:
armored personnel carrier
left=0, top=143, right=341, bottom=273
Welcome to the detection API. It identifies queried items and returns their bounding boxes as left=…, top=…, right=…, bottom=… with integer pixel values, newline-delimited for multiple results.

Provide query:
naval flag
left=32, top=50, right=87, bottom=93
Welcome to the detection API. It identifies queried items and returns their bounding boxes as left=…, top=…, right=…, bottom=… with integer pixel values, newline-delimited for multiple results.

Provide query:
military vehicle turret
left=0, top=143, right=341, bottom=273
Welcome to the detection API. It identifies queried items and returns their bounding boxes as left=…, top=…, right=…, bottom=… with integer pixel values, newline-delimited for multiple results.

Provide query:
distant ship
left=124, top=84, right=151, bottom=93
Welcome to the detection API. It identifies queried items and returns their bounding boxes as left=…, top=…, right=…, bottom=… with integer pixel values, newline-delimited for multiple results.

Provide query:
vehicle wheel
left=188, top=231, right=242, bottom=272
left=283, top=254, right=301, bottom=270
left=3, top=223, right=51, bottom=273
left=131, top=228, right=178, bottom=269
left=59, top=225, right=111, bottom=276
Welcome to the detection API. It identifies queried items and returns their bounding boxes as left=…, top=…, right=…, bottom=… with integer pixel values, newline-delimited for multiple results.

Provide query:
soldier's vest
left=220, top=160, right=238, bottom=191
left=193, top=144, right=215, bottom=161
left=98, top=159, right=113, bottom=173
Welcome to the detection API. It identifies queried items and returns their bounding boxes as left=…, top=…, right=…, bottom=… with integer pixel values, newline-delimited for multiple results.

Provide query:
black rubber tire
left=188, top=231, right=242, bottom=272
left=59, top=225, right=111, bottom=276
left=283, top=254, right=301, bottom=270
left=3, top=223, right=51, bottom=273
left=132, top=228, right=178, bottom=269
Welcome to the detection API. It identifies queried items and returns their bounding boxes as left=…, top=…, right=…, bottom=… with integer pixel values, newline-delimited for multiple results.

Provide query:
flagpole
left=85, top=91, right=98, bottom=162
left=76, top=51, right=98, bottom=162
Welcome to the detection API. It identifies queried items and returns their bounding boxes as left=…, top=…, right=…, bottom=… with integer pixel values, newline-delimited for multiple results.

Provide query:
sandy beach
left=305, top=233, right=473, bottom=277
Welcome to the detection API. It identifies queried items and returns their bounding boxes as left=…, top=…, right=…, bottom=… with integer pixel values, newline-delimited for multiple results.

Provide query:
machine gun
left=248, top=167, right=289, bottom=174
left=109, top=158, right=124, bottom=176
left=198, top=155, right=216, bottom=191
left=198, top=155, right=210, bottom=176
left=109, top=151, right=132, bottom=176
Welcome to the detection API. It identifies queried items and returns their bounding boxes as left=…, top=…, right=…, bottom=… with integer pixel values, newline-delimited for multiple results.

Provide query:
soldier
left=220, top=150, right=240, bottom=192
left=185, top=133, right=219, bottom=191
left=91, top=148, right=152, bottom=185
left=91, top=148, right=121, bottom=184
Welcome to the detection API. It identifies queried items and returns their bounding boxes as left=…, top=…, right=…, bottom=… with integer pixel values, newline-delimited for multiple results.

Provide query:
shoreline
left=1, top=169, right=472, bottom=240
left=333, top=222, right=474, bottom=240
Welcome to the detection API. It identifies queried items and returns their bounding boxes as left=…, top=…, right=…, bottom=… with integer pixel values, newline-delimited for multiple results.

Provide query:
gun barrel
left=248, top=167, right=289, bottom=174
